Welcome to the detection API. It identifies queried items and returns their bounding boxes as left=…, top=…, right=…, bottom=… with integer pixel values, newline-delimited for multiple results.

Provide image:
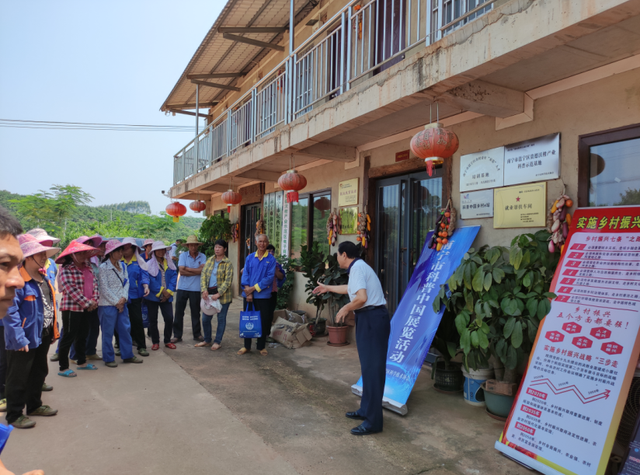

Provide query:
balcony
left=172, top=0, right=496, bottom=186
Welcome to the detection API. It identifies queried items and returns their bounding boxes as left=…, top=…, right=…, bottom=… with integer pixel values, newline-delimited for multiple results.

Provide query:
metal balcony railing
left=173, top=0, right=495, bottom=186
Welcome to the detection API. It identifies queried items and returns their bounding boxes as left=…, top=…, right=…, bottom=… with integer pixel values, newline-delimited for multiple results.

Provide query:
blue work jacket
left=241, top=251, right=276, bottom=300
left=122, top=255, right=145, bottom=300
left=141, top=260, right=177, bottom=303
left=4, top=267, right=60, bottom=351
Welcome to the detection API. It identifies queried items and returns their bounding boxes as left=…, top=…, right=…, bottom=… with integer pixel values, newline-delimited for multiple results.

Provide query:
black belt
left=355, top=305, right=386, bottom=313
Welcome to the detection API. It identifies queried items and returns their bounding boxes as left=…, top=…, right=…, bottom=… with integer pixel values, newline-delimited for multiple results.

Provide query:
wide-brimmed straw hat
left=77, top=235, right=104, bottom=247
left=26, top=228, right=60, bottom=246
left=185, top=235, right=202, bottom=245
left=18, top=234, right=60, bottom=260
left=55, top=240, right=99, bottom=264
left=151, top=241, right=171, bottom=253
left=104, top=240, right=127, bottom=257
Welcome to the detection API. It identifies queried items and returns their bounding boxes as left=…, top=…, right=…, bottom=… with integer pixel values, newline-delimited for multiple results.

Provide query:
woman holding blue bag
left=98, top=240, right=143, bottom=367
left=238, top=234, right=276, bottom=356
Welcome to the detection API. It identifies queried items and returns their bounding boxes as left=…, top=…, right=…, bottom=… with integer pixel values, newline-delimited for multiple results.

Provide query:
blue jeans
left=98, top=306, right=134, bottom=362
left=202, top=302, right=231, bottom=344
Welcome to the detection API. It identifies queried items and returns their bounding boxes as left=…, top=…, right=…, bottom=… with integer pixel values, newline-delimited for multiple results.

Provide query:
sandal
left=151, top=344, right=159, bottom=351
left=195, top=341, right=209, bottom=348
left=237, top=348, right=249, bottom=355
left=58, top=369, right=77, bottom=378
left=76, top=364, right=98, bottom=370
left=260, top=349, right=268, bottom=356
left=165, top=343, right=177, bottom=349
left=211, top=343, right=221, bottom=351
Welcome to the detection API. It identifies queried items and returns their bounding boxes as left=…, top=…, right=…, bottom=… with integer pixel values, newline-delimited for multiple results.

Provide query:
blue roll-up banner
left=351, top=226, right=480, bottom=415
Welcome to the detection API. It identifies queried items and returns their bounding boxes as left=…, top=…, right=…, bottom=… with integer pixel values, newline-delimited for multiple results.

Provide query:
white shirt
left=347, top=259, right=386, bottom=308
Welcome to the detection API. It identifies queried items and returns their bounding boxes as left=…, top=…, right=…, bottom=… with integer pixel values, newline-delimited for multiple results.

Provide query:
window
left=263, top=191, right=284, bottom=254
left=290, top=190, right=332, bottom=260
left=578, top=125, right=640, bottom=207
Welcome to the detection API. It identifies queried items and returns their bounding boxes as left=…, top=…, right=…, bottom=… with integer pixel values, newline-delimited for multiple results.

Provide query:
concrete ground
left=3, top=299, right=529, bottom=475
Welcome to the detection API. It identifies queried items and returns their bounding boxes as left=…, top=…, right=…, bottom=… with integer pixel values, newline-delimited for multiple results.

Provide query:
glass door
left=375, top=170, right=442, bottom=316
left=241, top=203, right=261, bottom=268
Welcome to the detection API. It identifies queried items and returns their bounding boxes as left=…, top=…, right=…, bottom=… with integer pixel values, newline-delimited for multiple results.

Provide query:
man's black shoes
left=350, top=424, right=380, bottom=436
left=345, top=411, right=365, bottom=420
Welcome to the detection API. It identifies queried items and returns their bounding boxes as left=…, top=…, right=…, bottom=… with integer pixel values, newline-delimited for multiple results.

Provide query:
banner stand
left=350, top=384, right=408, bottom=415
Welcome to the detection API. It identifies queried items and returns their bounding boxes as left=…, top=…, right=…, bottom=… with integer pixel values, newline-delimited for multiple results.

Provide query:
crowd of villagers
left=0, top=205, right=285, bottom=434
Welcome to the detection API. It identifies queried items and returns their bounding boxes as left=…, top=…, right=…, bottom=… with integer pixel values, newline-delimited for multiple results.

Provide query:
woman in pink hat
left=98, top=240, right=143, bottom=367
left=141, top=241, right=177, bottom=350
left=142, top=239, right=154, bottom=262
left=4, top=235, right=60, bottom=428
left=56, top=240, right=100, bottom=377
left=26, top=228, right=60, bottom=284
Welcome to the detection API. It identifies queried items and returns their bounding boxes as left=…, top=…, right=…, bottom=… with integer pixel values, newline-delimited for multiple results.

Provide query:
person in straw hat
left=98, top=240, right=143, bottom=367
left=56, top=240, right=101, bottom=377
left=4, top=234, right=60, bottom=428
left=141, top=241, right=178, bottom=350
left=121, top=238, right=149, bottom=357
left=171, top=235, right=206, bottom=343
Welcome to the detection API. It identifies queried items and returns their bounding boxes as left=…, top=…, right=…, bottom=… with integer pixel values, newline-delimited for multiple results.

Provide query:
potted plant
left=433, top=231, right=558, bottom=417
left=430, top=314, right=465, bottom=394
left=319, top=252, right=350, bottom=346
left=300, top=242, right=328, bottom=335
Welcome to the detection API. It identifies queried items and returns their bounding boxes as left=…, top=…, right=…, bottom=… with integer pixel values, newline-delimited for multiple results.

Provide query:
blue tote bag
left=239, top=302, right=262, bottom=338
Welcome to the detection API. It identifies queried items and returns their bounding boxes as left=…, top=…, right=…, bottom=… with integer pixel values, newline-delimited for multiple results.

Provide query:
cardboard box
left=272, top=309, right=309, bottom=325
left=269, top=317, right=312, bottom=349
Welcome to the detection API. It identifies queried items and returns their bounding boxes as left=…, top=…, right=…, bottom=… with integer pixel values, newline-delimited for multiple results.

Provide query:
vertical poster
left=352, top=226, right=480, bottom=414
left=496, top=206, right=640, bottom=475
left=280, top=197, right=291, bottom=257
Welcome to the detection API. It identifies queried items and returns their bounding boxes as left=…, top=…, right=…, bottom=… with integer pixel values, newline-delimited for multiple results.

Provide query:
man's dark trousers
left=127, top=298, right=146, bottom=349
left=5, top=338, right=50, bottom=423
left=173, top=290, right=202, bottom=340
left=243, top=298, right=272, bottom=351
left=355, top=306, right=390, bottom=432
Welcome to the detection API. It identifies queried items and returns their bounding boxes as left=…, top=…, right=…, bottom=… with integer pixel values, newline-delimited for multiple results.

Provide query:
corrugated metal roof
left=160, top=0, right=315, bottom=112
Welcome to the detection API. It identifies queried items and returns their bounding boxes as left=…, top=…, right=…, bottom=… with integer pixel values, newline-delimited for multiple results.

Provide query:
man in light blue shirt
left=172, top=236, right=206, bottom=343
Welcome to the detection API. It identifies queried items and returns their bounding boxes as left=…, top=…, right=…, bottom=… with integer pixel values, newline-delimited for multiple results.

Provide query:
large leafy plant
left=433, top=231, right=558, bottom=382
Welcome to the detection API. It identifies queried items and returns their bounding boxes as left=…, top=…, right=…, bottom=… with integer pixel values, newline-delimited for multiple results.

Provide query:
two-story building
left=162, top=0, right=640, bottom=315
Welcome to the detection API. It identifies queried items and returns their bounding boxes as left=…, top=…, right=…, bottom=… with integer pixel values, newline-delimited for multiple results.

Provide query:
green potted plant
left=198, top=214, right=232, bottom=257
left=433, top=231, right=558, bottom=416
left=300, top=242, right=328, bottom=335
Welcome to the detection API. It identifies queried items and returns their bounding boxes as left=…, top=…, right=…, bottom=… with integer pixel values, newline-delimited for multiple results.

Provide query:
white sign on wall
left=503, top=133, right=560, bottom=186
left=460, top=147, right=504, bottom=192
left=460, top=190, right=494, bottom=219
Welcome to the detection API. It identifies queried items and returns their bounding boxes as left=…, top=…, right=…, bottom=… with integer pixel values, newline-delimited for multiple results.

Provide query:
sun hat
left=122, top=237, right=143, bottom=250
left=151, top=241, right=172, bottom=253
left=76, top=235, right=104, bottom=247
left=143, top=239, right=154, bottom=247
left=104, top=240, right=127, bottom=257
left=26, top=228, right=60, bottom=245
left=201, top=296, right=221, bottom=316
left=18, top=234, right=60, bottom=260
left=55, top=240, right=99, bottom=264
left=185, top=235, right=202, bottom=245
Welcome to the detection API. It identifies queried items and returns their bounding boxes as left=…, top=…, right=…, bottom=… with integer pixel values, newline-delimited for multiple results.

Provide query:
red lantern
left=189, top=200, right=206, bottom=213
left=410, top=122, right=459, bottom=177
left=166, top=202, right=187, bottom=223
left=278, top=169, right=307, bottom=203
left=221, top=189, right=242, bottom=213
left=314, top=196, right=331, bottom=218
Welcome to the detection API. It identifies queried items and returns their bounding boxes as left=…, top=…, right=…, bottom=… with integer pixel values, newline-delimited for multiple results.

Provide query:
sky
left=0, top=0, right=224, bottom=216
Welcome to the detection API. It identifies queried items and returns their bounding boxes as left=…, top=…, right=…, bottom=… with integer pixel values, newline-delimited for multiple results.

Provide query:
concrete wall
left=367, top=67, right=640, bottom=247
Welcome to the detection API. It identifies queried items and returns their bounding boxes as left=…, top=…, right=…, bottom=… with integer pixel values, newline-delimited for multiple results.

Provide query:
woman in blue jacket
left=4, top=235, right=60, bottom=429
left=141, top=241, right=177, bottom=351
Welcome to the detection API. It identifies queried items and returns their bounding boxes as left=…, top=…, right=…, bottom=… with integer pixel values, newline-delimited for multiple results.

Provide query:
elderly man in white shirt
left=313, top=241, right=390, bottom=436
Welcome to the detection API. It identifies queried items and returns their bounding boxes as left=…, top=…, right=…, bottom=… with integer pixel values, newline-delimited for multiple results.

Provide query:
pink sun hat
left=143, top=239, right=154, bottom=247
left=77, top=234, right=104, bottom=247
left=55, top=240, right=99, bottom=264
left=26, top=228, right=60, bottom=246
left=104, top=240, right=127, bottom=257
left=18, top=234, right=60, bottom=260
left=122, top=237, right=144, bottom=250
